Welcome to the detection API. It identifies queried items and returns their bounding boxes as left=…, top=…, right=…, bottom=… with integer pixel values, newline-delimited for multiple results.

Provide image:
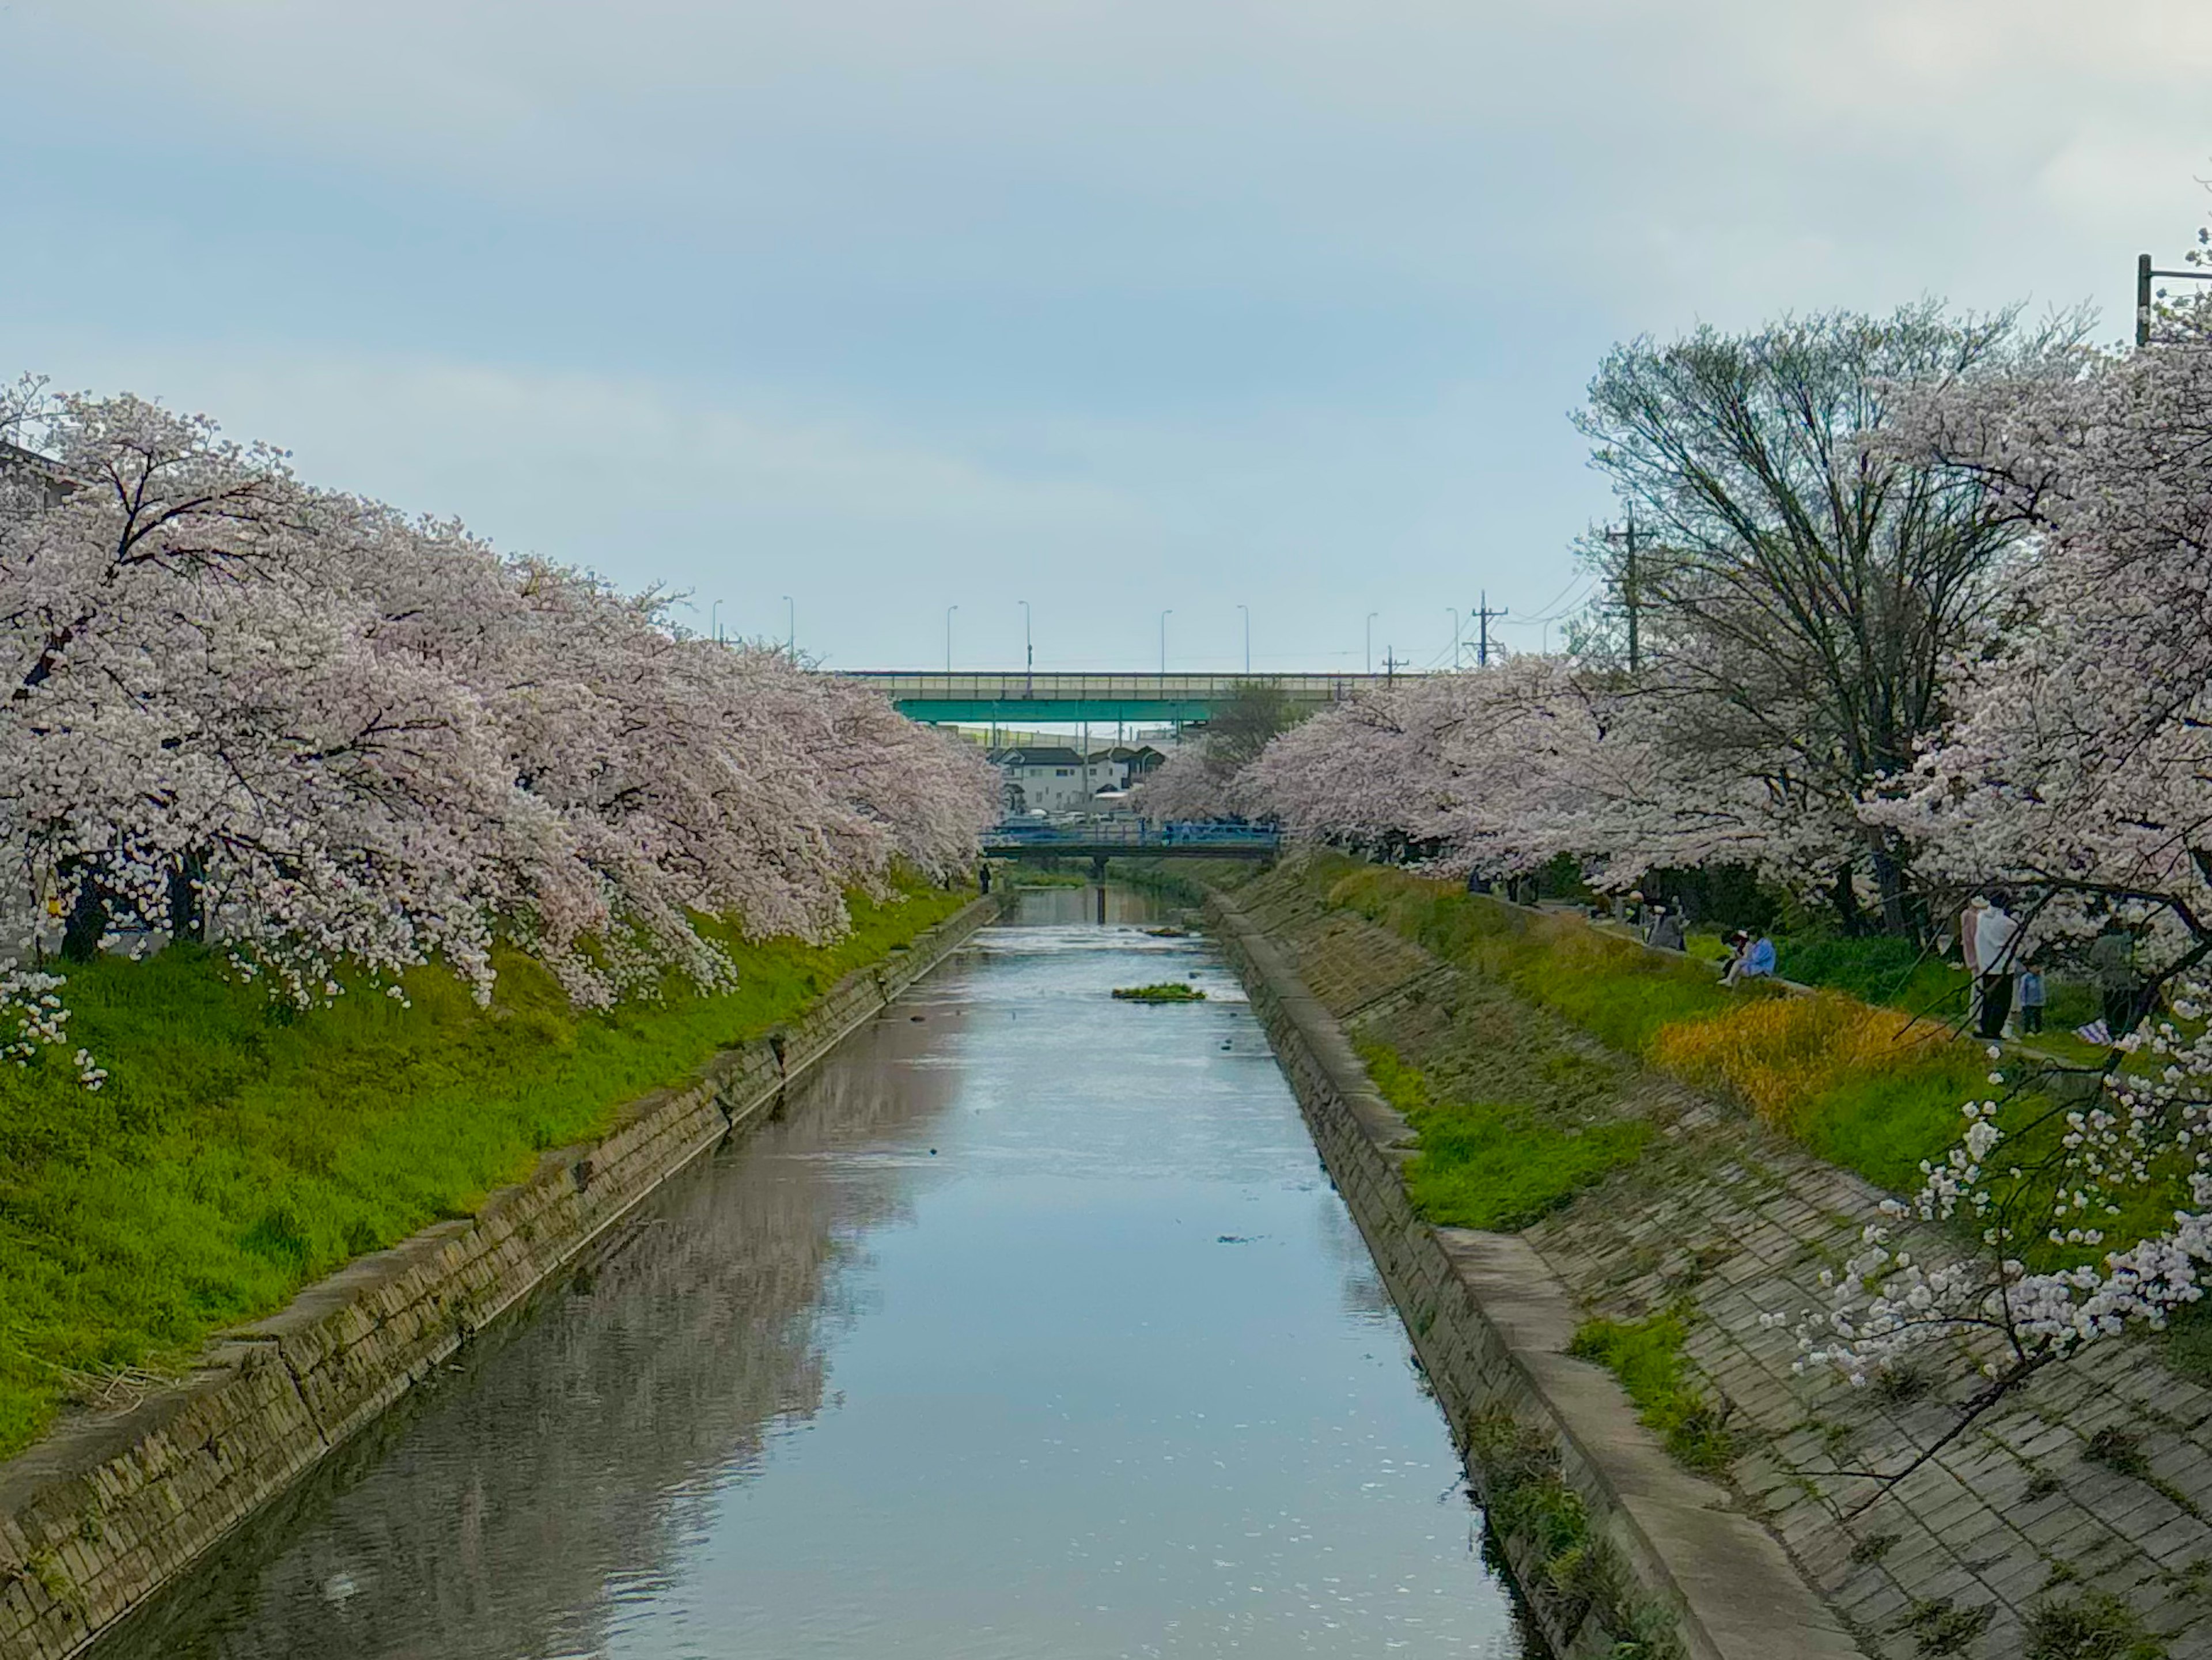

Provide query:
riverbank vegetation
left=1143, top=278, right=2212, bottom=1416
left=1358, top=1039, right=1648, bottom=1230
left=1111, top=982, right=1206, bottom=1002
left=0, top=876, right=972, bottom=1458
left=0, top=381, right=1003, bottom=1461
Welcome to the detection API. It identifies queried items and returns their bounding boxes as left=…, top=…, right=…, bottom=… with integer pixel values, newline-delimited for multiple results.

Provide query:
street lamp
left=945, top=604, right=958, bottom=674
left=2138, top=252, right=2212, bottom=346
left=1366, top=611, right=1378, bottom=674
left=1237, top=604, right=1249, bottom=675
left=1019, top=599, right=1032, bottom=692
left=710, top=599, right=723, bottom=645
left=782, top=595, right=795, bottom=660
left=1158, top=608, right=1172, bottom=674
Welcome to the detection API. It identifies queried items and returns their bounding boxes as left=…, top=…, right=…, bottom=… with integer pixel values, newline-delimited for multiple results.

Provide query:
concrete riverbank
left=1202, top=854, right=2212, bottom=1660
left=0, top=894, right=1003, bottom=1660
left=1208, top=880, right=1866, bottom=1660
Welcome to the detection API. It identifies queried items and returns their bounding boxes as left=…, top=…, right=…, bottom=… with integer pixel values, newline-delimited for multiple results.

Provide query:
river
left=94, top=886, right=1529, bottom=1659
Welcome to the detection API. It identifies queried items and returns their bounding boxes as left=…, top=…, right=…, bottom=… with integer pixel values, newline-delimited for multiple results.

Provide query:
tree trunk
left=60, top=865, right=108, bottom=963
left=1832, top=865, right=1864, bottom=937
left=167, top=850, right=206, bottom=943
left=1871, top=846, right=1914, bottom=939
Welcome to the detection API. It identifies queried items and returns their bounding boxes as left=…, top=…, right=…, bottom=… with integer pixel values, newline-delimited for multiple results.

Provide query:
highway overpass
left=839, top=671, right=1414, bottom=723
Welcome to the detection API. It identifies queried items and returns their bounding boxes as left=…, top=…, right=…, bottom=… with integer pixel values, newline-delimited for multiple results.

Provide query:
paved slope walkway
left=1229, top=867, right=2212, bottom=1660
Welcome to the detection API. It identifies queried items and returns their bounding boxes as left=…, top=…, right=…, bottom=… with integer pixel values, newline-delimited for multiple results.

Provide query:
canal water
left=97, top=887, right=1528, bottom=1659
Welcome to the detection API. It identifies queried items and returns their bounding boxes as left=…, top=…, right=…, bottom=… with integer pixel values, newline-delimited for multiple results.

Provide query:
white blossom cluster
left=0, top=380, right=1002, bottom=1086
left=1786, top=1028, right=2212, bottom=1391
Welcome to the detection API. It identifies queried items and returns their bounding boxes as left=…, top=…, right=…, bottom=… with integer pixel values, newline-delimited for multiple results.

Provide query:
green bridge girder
left=839, top=671, right=1419, bottom=724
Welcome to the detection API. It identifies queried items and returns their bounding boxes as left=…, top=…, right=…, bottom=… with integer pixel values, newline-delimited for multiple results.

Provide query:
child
left=2017, top=958, right=2046, bottom=1036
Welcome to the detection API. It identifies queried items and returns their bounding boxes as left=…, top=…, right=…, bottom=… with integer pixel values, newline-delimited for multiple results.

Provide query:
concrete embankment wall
left=0, top=894, right=1002, bottom=1660
left=1209, top=887, right=1868, bottom=1660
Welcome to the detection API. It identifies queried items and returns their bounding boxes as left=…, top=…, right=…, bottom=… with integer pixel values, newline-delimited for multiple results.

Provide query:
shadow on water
left=93, top=888, right=1537, bottom=1660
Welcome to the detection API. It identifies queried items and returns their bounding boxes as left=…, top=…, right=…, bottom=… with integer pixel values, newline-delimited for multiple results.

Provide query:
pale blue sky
left=4, top=1, right=2206, bottom=671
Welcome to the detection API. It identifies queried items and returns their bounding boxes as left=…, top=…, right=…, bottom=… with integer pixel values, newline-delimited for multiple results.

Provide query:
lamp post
left=2137, top=252, right=2212, bottom=346
left=1366, top=611, right=1378, bottom=674
left=1018, top=599, right=1033, bottom=693
left=710, top=599, right=723, bottom=645
left=1237, top=604, right=1249, bottom=674
left=1448, top=606, right=1460, bottom=670
left=1158, top=608, right=1172, bottom=674
left=945, top=604, right=958, bottom=674
left=782, top=595, right=795, bottom=660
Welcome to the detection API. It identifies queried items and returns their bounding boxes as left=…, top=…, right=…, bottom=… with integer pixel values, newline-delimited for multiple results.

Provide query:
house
left=989, top=747, right=1096, bottom=814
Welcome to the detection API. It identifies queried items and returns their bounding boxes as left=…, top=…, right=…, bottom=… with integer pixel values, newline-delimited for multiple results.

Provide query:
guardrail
left=982, top=819, right=1281, bottom=852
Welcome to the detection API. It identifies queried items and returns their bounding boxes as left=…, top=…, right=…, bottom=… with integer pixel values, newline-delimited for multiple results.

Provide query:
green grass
left=1360, top=1042, right=1650, bottom=1230
left=1279, top=855, right=2188, bottom=1283
left=0, top=878, right=974, bottom=1457
left=1112, top=982, right=1206, bottom=1003
left=1567, top=1312, right=1737, bottom=1475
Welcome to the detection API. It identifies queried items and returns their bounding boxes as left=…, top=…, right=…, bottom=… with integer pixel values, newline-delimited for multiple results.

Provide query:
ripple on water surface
left=92, top=891, right=1530, bottom=1660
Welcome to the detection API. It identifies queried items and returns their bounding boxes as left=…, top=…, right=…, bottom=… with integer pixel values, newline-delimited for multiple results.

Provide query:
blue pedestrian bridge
left=982, top=819, right=1282, bottom=863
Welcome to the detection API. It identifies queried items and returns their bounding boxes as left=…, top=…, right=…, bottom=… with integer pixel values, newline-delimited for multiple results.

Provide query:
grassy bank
left=0, top=879, right=974, bottom=1458
left=1360, top=1042, right=1650, bottom=1230
left=1251, top=854, right=2194, bottom=1280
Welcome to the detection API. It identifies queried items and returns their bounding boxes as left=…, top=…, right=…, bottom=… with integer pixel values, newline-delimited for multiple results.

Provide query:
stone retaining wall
left=0, top=894, right=1002, bottom=1660
left=1209, top=890, right=1868, bottom=1660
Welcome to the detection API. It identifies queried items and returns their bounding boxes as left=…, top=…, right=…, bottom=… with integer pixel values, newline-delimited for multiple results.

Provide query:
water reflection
left=96, top=886, right=1524, bottom=1659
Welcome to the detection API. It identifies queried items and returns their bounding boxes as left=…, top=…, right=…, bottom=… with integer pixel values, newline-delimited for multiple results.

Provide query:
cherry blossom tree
left=1791, top=292, right=2212, bottom=1447
left=0, top=383, right=999, bottom=1080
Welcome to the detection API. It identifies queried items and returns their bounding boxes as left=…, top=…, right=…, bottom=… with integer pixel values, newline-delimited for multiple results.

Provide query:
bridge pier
left=1089, top=854, right=1109, bottom=883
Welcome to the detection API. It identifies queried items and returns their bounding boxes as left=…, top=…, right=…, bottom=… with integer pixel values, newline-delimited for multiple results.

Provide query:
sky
left=3, top=1, right=2209, bottom=673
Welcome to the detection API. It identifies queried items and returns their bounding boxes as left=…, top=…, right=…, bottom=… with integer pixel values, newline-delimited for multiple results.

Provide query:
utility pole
left=1622, top=517, right=1639, bottom=674
left=1382, top=648, right=1406, bottom=684
left=1600, top=517, right=1642, bottom=672
left=2136, top=251, right=2212, bottom=346
left=1475, top=591, right=1509, bottom=667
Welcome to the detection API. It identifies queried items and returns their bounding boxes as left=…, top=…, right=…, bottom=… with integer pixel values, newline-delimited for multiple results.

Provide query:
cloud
left=7, top=0, right=2212, bottom=668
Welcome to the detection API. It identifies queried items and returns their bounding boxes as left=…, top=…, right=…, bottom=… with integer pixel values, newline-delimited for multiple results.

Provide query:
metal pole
left=1159, top=608, right=1172, bottom=674
left=1623, top=516, right=1639, bottom=674
left=1020, top=599, right=1032, bottom=694
left=1237, top=604, right=1249, bottom=674
left=945, top=604, right=957, bottom=674
left=2141, top=252, right=2155, bottom=349
left=710, top=599, right=722, bottom=644
left=1478, top=592, right=1488, bottom=667
left=1366, top=611, right=1378, bottom=674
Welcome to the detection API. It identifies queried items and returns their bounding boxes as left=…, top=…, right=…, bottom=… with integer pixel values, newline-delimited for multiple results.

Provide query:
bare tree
left=1575, top=302, right=2085, bottom=933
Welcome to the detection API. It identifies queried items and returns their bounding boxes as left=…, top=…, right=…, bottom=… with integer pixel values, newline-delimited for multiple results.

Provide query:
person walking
left=2016, top=958, right=2046, bottom=1037
left=1975, top=892, right=2021, bottom=1041
left=1960, top=894, right=1986, bottom=1033
left=2085, top=918, right=2141, bottom=1045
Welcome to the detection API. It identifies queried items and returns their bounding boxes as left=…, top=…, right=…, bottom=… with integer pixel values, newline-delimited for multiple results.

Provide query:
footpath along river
left=93, top=887, right=1529, bottom=1659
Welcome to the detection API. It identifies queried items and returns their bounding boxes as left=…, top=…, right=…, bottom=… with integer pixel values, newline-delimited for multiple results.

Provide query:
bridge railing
left=843, top=671, right=1409, bottom=702
left=982, top=819, right=1281, bottom=850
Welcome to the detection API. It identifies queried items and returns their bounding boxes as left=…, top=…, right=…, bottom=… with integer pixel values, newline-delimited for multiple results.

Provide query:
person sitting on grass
left=1722, top=929, right=1775, bottom=987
